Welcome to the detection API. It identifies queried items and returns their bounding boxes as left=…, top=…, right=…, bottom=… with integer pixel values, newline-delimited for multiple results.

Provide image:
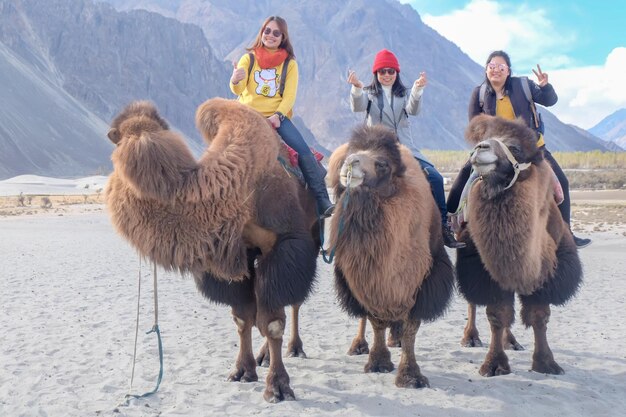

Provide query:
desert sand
left=0, top=176, right=625, bottom=417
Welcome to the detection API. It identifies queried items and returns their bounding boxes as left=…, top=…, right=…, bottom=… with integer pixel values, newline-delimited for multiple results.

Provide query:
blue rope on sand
left=122, top=324, right=164, bottom=403
left=116, top=261, right=164, bottom=409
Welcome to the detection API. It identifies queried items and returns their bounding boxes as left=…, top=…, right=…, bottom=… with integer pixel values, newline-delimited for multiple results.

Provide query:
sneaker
left=443, top=224, right=466, bottom=249
left=573, top=234, right=591, bottom=249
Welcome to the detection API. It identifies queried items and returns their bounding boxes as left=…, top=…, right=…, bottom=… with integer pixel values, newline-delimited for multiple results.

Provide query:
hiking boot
left=573, top=234, right=591, bottom=249
left=318, top=200, right=335, bottom=219
left=443, top=223, right=466, bottom=249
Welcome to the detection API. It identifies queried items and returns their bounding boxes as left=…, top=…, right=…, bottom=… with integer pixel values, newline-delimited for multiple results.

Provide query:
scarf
left=254, top=47, right=288, bottom=69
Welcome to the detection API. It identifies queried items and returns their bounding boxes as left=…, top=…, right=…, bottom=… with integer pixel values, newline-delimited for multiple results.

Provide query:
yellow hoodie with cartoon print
left=229, top=51, right=298, bottom=119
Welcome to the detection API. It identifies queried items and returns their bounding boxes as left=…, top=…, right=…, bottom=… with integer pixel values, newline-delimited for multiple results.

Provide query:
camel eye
left=375, top=160, right=389, bottom=171
left=508, top=144, right=521, bottom=155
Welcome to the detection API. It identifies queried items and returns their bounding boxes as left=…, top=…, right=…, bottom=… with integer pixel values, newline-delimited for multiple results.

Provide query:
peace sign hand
left=532, top=64, right=548, bottom=87
left=415, top=71, right=427, bottom=88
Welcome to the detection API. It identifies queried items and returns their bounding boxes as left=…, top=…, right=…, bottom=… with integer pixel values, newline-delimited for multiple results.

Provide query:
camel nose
left=474, top=141, right=492, bottom=152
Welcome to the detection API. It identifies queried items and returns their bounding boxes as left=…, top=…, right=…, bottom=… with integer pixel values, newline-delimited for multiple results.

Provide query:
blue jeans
left=276, top=117, right=310, bottom=156
left=417, top=158, right=447, bottom=225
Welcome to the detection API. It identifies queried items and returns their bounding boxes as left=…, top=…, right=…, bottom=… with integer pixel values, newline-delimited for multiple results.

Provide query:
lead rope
left=116, top=258, right=164, bottom=409
left=321, top=165, right=352, bottom=263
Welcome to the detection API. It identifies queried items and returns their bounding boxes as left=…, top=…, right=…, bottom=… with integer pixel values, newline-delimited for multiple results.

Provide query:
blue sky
left=401, top=0, right=626, bottom=129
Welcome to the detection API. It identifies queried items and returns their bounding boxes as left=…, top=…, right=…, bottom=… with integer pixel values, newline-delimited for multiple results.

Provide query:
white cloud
left=550, top=47, right=626, bottom=128
left=411, top=0, right=626, bottom=129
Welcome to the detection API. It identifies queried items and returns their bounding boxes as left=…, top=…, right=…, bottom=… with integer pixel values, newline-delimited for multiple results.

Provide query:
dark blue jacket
left=468, top=76, right=558, bottom=139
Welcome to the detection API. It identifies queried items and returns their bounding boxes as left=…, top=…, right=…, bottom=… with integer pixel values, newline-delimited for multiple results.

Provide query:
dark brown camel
left=326, top=125, right=455, bottom=388
left=455, top=114, right=582, bottom=376
left=105, top=99, right=320, bottom=402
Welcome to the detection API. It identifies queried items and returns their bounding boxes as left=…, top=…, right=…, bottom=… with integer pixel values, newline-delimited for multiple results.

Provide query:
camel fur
left=105, top=99, right=319, bottom=403
left=455, top=114, right=582, bottom=376
left=327, top=125, right=455, bottom=388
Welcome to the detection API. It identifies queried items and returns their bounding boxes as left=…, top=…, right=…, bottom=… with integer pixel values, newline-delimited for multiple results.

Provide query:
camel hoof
left=263, top=381, right=295, bottom=403
left=461, top=336, right=483, bottom=348
left=256, top=354, right=270, bottom=368
left=479, top=361, right=511, bottom=377
left=227, top=368, right=258, bottom=383
left=504, top=339, right=524, bottom=351
left=287, top=345, right=307, bottom=359
left=347, top=339, right=369, bottom=356
left=395, top=373, right=430, bottom=389
left=532, top=359, right=564, bottom=375
left=365, top=359, right=395, bottom=373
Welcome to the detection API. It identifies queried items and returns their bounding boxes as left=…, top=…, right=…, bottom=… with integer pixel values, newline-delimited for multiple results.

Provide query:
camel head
left=107, top=101, right=169, bottom=145
left=339, top=125, right=406, bottom=198
left=466, top=115, right=543, bottom=196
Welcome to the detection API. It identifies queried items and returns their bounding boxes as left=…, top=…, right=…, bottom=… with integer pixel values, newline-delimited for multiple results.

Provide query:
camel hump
left=196, top=98, right=271, bottom=144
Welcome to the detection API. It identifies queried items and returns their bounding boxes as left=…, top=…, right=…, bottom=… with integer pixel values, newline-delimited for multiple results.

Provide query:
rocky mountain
left=0, top=0, right=230, bottom=179
left=589, top=108, right=626, bottom=150
left=99, top=0, right=614, bottom=154
left=0, top=0, right=616, bottom=179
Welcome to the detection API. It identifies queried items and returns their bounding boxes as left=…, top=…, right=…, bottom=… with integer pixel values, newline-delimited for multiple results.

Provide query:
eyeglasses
left=377, top=68, right=396, bottom=76
left=263, top=27, right=282, bottom=38
left=487, top=62, right=509, bottom=71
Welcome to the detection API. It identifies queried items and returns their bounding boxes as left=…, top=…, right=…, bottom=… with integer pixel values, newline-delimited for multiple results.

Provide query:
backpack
left=247, top=52, right=290, bottom=96
left=479, top=77, right=542, bottom=133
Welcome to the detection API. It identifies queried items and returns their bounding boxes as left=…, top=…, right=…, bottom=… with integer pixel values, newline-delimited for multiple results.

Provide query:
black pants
left=446, top=148, right=571, bottom=225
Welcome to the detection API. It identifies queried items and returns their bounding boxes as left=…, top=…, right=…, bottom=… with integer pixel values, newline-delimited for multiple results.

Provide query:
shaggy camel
left=326, top=125, right=455, bottom=388
left=105, top=99, right=320, bottom=402
left=455, top=114, right=582, bottom=376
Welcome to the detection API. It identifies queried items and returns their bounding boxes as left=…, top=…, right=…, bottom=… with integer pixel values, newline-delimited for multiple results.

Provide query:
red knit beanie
left=372, top=49, right=400, bottom=74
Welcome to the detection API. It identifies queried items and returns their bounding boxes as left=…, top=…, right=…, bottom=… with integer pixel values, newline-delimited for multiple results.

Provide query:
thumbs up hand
left=231, top=61, right=246, bottom=85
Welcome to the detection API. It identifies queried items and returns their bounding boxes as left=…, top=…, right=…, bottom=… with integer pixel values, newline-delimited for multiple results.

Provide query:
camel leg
left=347, top=317, right=370, bottom=355
left=364, top=317, right=394, bottom=373
left=522, top=303, right=564, bottom=375
left=479, top=302, right=513, bottom=376
left=227, top=302, right=258, bottom=383
left=395, top=318, right=429, bottom=388
left=286, top=304, right=307, bottom=358
left=461, top=303, right=483, bottom=347
left=387, top=321, right=403, bottom=348
left=256, top=305, right=295, bottom=403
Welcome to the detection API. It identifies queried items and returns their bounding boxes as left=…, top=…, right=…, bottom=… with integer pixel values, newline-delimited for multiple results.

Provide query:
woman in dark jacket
left=447, top=50, right=591, bottom=248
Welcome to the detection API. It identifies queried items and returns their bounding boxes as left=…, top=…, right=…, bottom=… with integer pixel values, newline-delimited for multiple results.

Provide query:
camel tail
left=255, top=232, right=318, bottom=311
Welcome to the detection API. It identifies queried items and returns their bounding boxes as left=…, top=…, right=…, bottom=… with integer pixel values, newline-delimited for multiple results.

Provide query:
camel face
left=340, top=151, right=393, bottom=189
left=466, top=115, right=541, bottom=195
left=337, top=125, right=405, bottom=198
left=470, top=140, right=500, bottom=175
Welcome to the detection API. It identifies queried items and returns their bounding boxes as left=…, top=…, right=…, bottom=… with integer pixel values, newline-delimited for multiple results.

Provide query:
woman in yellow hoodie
left=230, top=16, right=334, bottom=218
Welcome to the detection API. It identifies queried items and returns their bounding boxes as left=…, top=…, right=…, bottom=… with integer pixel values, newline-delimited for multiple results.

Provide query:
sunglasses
left=263, top=27, right=282, bottom=38
left=377, top=68, right=396, bottom=76
left=487, top=62, right=509, bottom=71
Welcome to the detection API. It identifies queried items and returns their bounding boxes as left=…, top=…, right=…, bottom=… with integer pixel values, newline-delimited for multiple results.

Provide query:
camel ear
left=465, top=114, right=491, bottom=145
left=107, top=128, right=121, bottom=145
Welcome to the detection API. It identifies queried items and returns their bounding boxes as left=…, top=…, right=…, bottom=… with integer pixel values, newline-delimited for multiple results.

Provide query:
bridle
left=473, top=138, right=531, bottom=190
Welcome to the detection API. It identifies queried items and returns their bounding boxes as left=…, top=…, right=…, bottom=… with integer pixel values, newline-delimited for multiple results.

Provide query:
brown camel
left=326, top=125, right=455, bottom=388
left=455, top=114, right=582, bottom=376
left=105, top=99, right=320, bottom=402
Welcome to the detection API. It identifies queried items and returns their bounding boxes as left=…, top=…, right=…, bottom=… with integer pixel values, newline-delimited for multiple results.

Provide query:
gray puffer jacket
left=350, top=84, right=430, bottom=163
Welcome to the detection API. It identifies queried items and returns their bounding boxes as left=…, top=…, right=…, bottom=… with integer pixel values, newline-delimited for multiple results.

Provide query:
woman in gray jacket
left=347, top=49, right=464, bottom=249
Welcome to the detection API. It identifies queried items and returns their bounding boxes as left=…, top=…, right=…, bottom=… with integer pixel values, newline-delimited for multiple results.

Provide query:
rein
left=473, top=139, right=531, bottom=190
left=321, top=164, right=352, bottom=264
